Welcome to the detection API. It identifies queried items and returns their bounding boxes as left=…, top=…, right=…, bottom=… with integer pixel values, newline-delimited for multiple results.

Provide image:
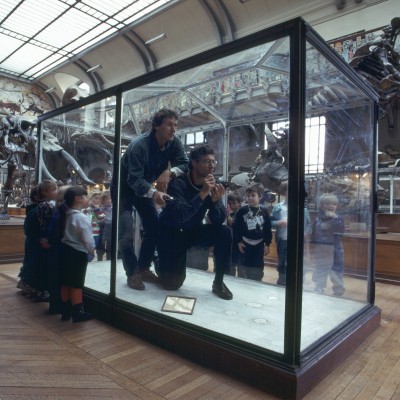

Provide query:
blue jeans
left=131, top=195, right=158, bottom=271
left=238, top=241, right=265, bottom=281
left=276, top=238, right=287, bottom=274
left=157, top=224, right=232, bottom=289
left=312, top=243, right=345, bottom=294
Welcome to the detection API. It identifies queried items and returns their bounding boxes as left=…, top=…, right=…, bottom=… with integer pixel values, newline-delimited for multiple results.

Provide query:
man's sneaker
left=140, top=269, right=160, bottom=283
left=127, top=274, right=145, bottom=290
left=212, top=282, right=233, bottom=300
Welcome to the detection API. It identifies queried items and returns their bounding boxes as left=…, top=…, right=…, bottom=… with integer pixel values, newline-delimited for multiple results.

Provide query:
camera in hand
left=215, top=177, right=242, bottom=191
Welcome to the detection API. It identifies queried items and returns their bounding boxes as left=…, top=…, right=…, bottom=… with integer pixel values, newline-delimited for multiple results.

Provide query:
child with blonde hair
left=311, top=194, right=345, bottom=295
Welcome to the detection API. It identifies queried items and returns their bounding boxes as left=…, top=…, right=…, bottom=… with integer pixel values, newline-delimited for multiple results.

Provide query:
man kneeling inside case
left=157, top=145, right=233, bottom=300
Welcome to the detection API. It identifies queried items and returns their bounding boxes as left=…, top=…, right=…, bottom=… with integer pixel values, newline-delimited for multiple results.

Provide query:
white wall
left=311, top=0, right=399, bottom=40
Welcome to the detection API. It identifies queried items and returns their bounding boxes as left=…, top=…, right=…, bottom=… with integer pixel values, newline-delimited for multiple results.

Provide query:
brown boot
left=127, top=274, right=145, bottom=290
left=140, top=269, right=160, bottom=283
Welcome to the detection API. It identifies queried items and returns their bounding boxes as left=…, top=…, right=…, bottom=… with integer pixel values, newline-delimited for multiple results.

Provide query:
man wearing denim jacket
left=118, top=108, right=189, bottom=290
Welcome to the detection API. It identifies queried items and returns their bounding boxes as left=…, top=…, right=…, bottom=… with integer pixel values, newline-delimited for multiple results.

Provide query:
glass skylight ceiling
left=0, top=0, right=174, bottom=81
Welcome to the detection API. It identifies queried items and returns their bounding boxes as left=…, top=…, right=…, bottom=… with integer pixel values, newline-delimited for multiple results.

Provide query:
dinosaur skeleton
left=231, top=126, right=288, bottom=196
left=40, top=129, right=95, bottom=185
left=0, top=115, right=96, bottom=216
left=350, top=17, right=400, bottom=124
left=0, top=116, right=36, bottom=217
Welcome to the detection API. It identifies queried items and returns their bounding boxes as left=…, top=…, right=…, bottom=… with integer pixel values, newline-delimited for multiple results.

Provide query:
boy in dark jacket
left=233, top=185, right=272, bottom=281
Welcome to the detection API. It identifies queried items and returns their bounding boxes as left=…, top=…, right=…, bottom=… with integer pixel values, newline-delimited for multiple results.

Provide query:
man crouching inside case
left=157, top=145, right=233, bottom=300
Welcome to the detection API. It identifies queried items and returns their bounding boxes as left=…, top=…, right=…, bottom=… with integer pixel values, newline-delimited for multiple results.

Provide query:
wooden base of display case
left=342, top=232, right=400, bottom=284
left=84, top=290, right=381, bottom=399
left=376, top=214, right=400, bottom=233
left=7, top=207, right=26, bottom=216
left=267, top=226, right=400, bottom=285
left=0, top=217, right=25, bottom=264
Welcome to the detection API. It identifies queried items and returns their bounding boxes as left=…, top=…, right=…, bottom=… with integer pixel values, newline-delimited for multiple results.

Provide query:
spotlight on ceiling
left=45, top=87, right=56, bottom=93
left=86, top=64, right=102, bottom=73
left=145, top=33, right=167, bottom=45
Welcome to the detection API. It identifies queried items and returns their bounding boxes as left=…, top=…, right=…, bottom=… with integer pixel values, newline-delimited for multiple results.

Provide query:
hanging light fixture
left=145, top=33, right=167, bottom=45
left=86, top=64, right=102, bottom=73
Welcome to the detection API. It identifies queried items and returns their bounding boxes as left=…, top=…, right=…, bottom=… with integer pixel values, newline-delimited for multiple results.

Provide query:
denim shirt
left=120, top=131, right=189, bottom=198
left=271, top=201, right=312, bottom=240
left=271, top=201, right=288, bottom=240
left=311, top=214, right=344, bottom=245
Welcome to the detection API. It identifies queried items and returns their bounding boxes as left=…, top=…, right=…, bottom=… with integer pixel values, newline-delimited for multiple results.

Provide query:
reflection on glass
left=301, top=41, right=375, bottom=350
left=310, top=194, right=345, bottom=295
left=41, top=97, right=116, bottom=290
left=271, top=182, right=289, bottom=286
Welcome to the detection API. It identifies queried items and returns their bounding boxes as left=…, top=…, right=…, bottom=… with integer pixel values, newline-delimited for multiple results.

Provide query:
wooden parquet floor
left=1, top=263, right=400, bottom=400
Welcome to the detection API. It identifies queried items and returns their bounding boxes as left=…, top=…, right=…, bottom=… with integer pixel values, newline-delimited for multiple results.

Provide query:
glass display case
left=37, top=18, right=380, bottom=399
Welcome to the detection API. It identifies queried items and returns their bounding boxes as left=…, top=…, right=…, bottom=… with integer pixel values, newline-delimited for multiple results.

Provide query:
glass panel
left=301, top=41, right=375, bottom=351
left=40, top=97, right=117, bottom=295
left=113, top=36, right=290, bottom=354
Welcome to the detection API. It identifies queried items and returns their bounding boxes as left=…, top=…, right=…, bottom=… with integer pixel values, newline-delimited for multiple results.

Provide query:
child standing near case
left=233, top=185, right=272, bottom=281
left=34, top=180, right=58, bottom=302
left=227, top=193, right=245, bottom=277
left=60, top=186, right=95, bottom=322
left=311, top=194, right=345, bottom=296
left=271, top=181, right=289, bottom=286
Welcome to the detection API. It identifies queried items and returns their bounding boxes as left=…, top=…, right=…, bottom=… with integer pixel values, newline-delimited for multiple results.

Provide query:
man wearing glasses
left=157, top=144, right=233, bottom=300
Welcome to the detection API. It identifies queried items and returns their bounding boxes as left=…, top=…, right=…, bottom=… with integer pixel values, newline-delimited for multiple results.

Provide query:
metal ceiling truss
left=123, top=31, right=157, bottom=73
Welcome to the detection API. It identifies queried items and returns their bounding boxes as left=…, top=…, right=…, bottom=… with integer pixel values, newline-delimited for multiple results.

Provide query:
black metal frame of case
left=37, top=17, right=381, bottom=399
